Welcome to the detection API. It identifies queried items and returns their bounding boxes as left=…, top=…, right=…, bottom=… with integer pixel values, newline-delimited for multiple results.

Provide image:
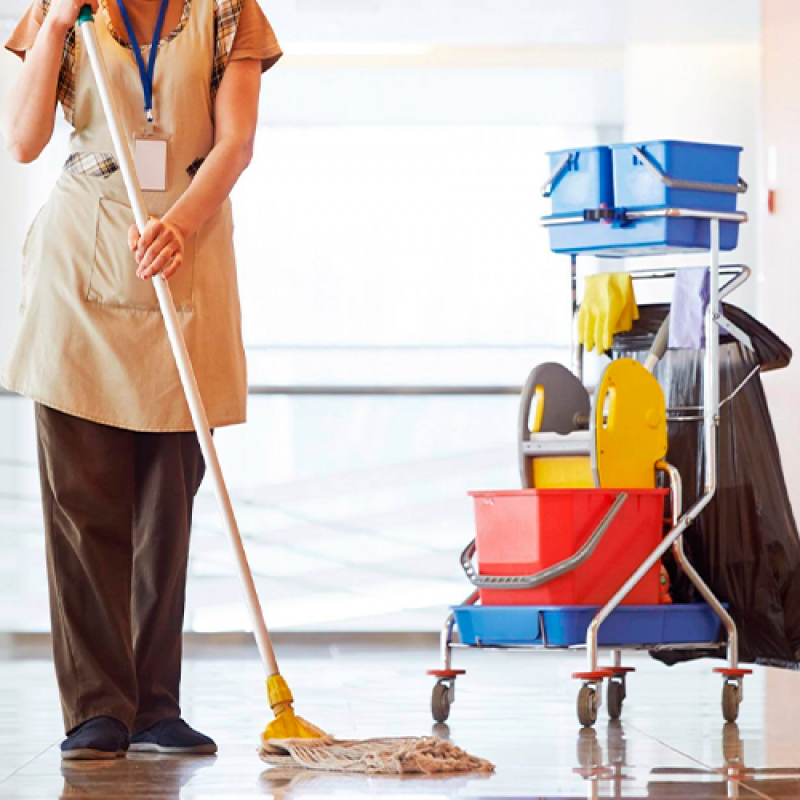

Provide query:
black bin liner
left=612, top=303, right=800, bottom=668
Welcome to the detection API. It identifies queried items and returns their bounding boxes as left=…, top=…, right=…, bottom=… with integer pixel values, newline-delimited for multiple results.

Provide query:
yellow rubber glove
left=578, top=273, right=639, bottom=354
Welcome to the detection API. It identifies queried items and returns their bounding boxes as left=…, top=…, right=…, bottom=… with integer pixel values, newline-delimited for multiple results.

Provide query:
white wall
left=760, top=0, right=800, bottom=514
left=622, top=42, right=761, bottom=312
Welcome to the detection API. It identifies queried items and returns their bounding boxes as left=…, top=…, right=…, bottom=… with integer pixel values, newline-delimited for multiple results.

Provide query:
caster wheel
left=722, top=681, right=740, bottom=723
left=607, top=679, right=624, bottom=720
left=577, top=685, right=598, bottom=728
left=432, top=681, right=452, bottom=723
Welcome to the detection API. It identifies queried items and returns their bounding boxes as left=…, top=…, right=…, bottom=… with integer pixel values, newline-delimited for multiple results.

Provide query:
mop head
left=260, top=675, right=493, bottom=775
left=258, top=736, right=495, bottom=775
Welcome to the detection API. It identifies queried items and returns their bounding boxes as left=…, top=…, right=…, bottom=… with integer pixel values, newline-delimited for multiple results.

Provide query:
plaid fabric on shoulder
left=211, top=0, right=245, bottom=101
left=40, top=0, right=77, bottom=126
left=64, top=152, right=120, bottom=179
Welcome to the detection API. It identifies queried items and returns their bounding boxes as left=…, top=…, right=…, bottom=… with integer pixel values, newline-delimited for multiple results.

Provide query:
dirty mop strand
left=259, top=736, right=495, bottom=775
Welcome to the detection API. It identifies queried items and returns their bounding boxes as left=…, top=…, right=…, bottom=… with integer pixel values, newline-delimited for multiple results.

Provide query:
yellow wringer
left=519, top=359, right=667, bottom=491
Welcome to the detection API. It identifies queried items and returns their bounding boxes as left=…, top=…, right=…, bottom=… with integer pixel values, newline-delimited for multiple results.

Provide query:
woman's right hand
left=46, top=0, right=100, bottom=36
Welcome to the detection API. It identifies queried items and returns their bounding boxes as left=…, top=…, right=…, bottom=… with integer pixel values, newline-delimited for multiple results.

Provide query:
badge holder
left=133, top=123, right=170, bottom=192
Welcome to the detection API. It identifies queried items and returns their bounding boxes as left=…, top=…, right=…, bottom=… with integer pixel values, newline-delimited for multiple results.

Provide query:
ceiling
left=2, top=0, right=761, bottom=45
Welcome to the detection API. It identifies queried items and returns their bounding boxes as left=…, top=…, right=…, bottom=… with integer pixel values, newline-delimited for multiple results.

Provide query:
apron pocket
left=87, top=197, right=195, bottom=312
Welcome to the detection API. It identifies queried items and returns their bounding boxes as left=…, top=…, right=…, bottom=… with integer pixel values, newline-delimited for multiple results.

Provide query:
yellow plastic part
left=578, top=273, right=640, bottom=354
left=267, top=674, right=294, bottom=707
left=593, top=358, right=667, bottom=489
left=262, top=675, right=326, bottom=742
left=532, top=456, right=593, bottom=489
left=531, top=385, right=545, bottom=433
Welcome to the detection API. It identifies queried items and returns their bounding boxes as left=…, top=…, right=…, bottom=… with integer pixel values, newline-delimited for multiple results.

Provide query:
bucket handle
left=541, top=153, right=573, bottom=198
left=631, top=146, right=748, bottom=195
left=460, top=493, right=628, bottom=588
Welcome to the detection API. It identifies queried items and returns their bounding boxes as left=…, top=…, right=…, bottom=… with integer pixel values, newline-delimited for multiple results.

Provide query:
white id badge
left=134, top=136, right=168, bottom=192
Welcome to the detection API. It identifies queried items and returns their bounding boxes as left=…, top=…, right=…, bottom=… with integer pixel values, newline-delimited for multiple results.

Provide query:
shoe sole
left=128, top=743, right=217, bottom=755
left=62, top=749, right=127, bottom=761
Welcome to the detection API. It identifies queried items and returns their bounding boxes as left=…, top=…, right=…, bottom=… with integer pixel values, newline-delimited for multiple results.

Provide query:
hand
left=128, top=217, right=186, bottom=281
left=46, top=0, right=100, bottom=37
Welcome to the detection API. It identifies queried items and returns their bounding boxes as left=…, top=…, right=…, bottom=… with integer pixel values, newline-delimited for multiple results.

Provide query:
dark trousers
left=35, top=404, right=206, bottom=734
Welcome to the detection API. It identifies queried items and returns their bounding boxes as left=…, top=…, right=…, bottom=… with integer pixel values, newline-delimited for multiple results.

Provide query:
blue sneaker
left=61, top=716, right=130, bottom=761
left=130, top=718, right=217, bottom=755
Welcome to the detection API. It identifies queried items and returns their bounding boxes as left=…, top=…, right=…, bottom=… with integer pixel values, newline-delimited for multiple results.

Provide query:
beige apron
left=2, top=0, right=247, bottom=432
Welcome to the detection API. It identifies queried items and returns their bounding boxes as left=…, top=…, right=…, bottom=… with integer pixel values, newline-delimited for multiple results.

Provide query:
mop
left=75, top=6, right=493, bottom=775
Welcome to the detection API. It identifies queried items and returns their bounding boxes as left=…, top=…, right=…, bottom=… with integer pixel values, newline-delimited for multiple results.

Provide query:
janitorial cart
left=428, top=140, right=759, bottom=727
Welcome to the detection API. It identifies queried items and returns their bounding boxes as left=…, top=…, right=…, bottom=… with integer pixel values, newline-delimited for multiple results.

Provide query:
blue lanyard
left=115, top=0, right=170, bottom=123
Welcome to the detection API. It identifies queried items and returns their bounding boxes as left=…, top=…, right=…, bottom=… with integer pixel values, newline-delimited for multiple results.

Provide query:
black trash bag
left=612, top=303, right=800, bottom=669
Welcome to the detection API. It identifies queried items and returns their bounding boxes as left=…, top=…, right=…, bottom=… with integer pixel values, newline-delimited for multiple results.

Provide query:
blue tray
left=453, top=604, right=724, bottom=647
left=545, top=215, right=740, bottom=257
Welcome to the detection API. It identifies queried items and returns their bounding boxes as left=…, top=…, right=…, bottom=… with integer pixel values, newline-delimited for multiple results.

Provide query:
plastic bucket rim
left=468, top=488, right=670, bottom=498
left=609, top=139, right=743, bottom=153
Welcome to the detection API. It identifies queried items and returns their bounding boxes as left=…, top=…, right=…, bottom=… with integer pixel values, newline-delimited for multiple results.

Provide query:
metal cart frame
left=429, top=207, right=754, bottom=727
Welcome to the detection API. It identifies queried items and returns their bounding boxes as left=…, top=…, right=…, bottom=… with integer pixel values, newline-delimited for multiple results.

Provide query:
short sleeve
left=211, top=0, right=281, bottom=99
left=229, top=0, right=283, bottom=72
left=4, top=2, right=45, bottom=60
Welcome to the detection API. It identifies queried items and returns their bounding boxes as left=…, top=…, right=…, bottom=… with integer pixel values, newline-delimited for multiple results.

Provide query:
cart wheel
left=722, top=681, right=740, bottom=723
left=607, top=679, right=624, bottom=720
left=577, top=685, right=598, bottom=728
left=432, top=681, right=452, bottom=723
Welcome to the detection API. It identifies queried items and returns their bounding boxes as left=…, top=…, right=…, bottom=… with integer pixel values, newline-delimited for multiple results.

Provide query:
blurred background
left=2, top=0, right=794, bottom=636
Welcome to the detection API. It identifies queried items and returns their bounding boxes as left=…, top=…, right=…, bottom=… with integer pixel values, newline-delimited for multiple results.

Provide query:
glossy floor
left=1, top=641, right=800, bottom=798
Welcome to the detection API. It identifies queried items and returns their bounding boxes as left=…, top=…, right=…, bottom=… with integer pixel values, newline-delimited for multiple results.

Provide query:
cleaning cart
left=428, top=140, right=756, bottom=727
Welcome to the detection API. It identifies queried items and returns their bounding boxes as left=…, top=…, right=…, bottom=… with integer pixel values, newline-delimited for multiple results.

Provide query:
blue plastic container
left=452, top=604, right=724, bottom=647
left=545, top=215, right=740, bottom=258
left=611, top=140, right=743, bottom=212
left=545, top=146, right=614, bottom=216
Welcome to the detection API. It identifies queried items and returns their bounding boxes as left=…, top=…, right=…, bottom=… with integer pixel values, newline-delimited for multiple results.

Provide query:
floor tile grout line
left=626, top=722, right=775, bottom=800
left=0, top=742, right=59, bottom=787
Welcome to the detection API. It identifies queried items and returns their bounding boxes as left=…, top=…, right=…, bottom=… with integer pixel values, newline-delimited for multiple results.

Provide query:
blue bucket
left=611, top=140, right=744, bottom=212
left=544, top=146, right=613, bottom=216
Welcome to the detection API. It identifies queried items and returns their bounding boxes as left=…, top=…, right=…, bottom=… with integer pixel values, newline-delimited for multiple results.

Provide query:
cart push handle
left=461, top=493, right=628, bottom=589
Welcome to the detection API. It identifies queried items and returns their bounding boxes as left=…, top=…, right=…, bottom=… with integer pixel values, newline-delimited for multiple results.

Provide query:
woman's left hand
left=129, top=217, right=186, bottom=281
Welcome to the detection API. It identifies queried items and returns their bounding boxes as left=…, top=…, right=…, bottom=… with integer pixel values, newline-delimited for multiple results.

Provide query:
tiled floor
left=2, top=641, right=800, bottom=798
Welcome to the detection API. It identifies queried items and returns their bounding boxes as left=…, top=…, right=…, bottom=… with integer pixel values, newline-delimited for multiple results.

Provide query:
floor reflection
left=60, top=754, right=217, bottom=798
left=3, top=648, right=800, bottom=799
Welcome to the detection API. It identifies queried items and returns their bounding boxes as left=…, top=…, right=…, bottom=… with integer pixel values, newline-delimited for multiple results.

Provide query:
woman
left=1, top=0, right=281, bottom=760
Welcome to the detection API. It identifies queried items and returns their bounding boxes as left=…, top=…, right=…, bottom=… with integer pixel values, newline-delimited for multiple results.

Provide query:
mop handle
left=77, top=7, right=280, bottom=679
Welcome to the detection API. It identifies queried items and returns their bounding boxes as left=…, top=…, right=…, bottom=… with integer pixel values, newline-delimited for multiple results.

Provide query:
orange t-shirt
left=5, top=0, right=282, bottom=74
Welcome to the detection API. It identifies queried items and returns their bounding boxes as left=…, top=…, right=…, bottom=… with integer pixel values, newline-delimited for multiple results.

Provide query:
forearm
left=163, top=138, right=253, bottom=238
left=1, top=18, right=67, bottom=163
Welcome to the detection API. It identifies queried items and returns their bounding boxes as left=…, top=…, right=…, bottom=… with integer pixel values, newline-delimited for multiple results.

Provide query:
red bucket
left=470, top=489, right=667, bottom=606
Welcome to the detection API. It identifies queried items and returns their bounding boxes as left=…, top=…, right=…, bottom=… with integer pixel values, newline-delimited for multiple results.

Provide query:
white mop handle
left=78, top=12, right=280, bottom=679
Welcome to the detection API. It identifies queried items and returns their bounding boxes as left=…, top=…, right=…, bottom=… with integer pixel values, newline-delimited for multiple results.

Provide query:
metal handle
left=631, top=146, right=747, bottom=195
left=77, top=14, right=281, bottom=680
left=461, top=493, right=628, bottom=588
left=642, top=265, right=752, bottom=369
left=542, top=153, right=572, bottom=198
